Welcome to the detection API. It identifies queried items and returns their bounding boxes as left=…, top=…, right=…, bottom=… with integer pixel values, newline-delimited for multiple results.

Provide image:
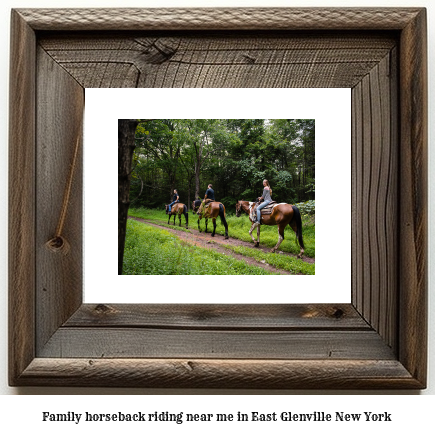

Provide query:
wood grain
left=16, top=8, right=422, bottom=31
left=8, top=10, right=36, bottom=387
left=8, top=7, right=427, bottom=389
left=398, top=8, right=428, bottom=386
left=65, top=304, right=369, bottom=330
left=35, top=47, right=84, bottom=353
left=351, top=51, right=398, bottom=351
left=17, top=358, right=420, bottom=389
left=39, top=329, right=395, bottom=360
left=39, top=33, right=396, bottom=89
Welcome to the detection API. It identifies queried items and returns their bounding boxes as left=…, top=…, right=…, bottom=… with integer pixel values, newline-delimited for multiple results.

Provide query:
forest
left=129, top=119, right=315, bottom=210
left=119, top=119, right=315, bottom=275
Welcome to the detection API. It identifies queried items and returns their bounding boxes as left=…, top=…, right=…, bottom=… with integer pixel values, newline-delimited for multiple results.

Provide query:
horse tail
left=219, top=203, right=229, bottom=237
left=291, top=205, right=304, bottom=249
left=219, top=203, right=226, bottom=218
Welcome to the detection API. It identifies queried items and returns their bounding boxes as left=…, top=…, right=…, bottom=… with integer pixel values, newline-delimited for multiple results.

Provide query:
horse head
left=192, top=200, right=200, bottom=214
left=235, top=201, right=244, bottom=217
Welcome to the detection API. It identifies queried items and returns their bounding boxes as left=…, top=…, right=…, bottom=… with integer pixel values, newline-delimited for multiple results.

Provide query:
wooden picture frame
left=9, top=8, right=427, bottom=389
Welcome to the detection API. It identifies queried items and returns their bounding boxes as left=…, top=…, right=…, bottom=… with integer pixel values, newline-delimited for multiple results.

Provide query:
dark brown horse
left=192, top=199, right=229, bottom=239
left=235, top=200, right=304, bottom=258
left=165, top=203, right=188, bottom=228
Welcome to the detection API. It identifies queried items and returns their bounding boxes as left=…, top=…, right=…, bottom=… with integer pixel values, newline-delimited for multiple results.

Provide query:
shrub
left=295, top=200, right=315, bottom=216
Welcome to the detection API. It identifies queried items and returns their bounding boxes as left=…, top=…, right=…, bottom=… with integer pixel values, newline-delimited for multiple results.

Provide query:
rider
left=197, top=184, right=215, bottom=215
left=253, top=179, right=272, bottom=224
left=167, top=189, right=179, bottom=214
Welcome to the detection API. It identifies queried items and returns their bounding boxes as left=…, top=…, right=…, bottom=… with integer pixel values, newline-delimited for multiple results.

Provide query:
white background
left=85, top=88, right=351, bottom=304
left=0, top=0, right=434, bottom=425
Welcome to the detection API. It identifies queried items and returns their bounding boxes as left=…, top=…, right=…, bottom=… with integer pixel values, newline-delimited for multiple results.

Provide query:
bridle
left=236, top=201, right=247, bottom=217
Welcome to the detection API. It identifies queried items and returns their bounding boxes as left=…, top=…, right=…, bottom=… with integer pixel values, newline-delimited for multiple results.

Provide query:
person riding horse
left=252, top=180, right=272, bottom=225
left=167, top=189, right=179, bottom=214
left=196, top=184, right=215, bottom=215
left=235, top=180, right=304, bottom=257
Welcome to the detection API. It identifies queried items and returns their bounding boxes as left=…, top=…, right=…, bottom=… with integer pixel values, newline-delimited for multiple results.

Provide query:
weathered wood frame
left=9, top=8, right=427, bottom=388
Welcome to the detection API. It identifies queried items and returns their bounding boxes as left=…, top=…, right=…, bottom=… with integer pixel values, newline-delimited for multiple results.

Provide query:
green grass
left=224, top=214, right=315, bottom=258
left=219, top=244, right=315, bottom=275
left=123, top=219, right=277, bottom=275
left=129, top=207, right=315, bottom=258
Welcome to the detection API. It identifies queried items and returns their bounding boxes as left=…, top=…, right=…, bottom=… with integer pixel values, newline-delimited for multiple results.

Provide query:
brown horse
left=192, top=199, right=229, bottom=239
left=235, top=200, right=304, bottom=258
left=165, top=203, right=188, bottom=228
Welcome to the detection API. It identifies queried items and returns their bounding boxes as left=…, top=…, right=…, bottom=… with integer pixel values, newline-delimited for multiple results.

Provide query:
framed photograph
left=9, top=8, right=427, bottom=388
left=86, top=88, right=349, bottom=303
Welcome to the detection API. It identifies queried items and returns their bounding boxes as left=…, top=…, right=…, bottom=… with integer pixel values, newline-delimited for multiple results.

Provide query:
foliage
left=295, top=200, right=316, bottom=216
left=129, top=119, right=315, bottom=209
left=123, top=220, right=277, bottom=275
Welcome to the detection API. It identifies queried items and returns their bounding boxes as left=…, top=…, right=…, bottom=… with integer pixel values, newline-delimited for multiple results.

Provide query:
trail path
left=128, top=216, right=314, bottom=275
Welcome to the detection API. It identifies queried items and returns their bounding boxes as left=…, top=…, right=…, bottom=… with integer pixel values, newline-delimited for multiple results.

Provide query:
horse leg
left=197, top=217, right=201, bottom=232
left=211, top=218, right=217, bottom=237
left=178, top=213, right=181, bottom=227
left=223, top=219, right=229, bottom=239
left=249, top=222, right=260, bottom=247
left=271, top=223, right=285, bottom=253
left=167, top=214, right=170, bottom=224
left=205, top=218, right=208, bottom=233
left=184, top=212, right=189, bottom=229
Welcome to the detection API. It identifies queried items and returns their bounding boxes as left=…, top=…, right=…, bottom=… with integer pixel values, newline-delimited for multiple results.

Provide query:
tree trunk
left=187, top=180, right=191, bottom=210
left=194, top=161, right=200, bottom=199
left=169, top=176, right=175, bottom=202
left=118, top=119, right=139, bottom=275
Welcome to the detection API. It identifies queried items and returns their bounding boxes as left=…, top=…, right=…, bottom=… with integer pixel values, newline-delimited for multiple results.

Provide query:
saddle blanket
left=249, top=201, right=286, bottom=219
left=204, top=199, right=214, bottom=210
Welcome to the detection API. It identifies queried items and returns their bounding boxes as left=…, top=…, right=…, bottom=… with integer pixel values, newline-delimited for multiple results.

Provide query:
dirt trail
left=128, top=216, right=314, bottom=275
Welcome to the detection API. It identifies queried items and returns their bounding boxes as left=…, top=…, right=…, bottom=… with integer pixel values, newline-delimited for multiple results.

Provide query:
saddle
left=250, top=201, right=276, bottom=220
left=203, top=199, right=214, bottom=210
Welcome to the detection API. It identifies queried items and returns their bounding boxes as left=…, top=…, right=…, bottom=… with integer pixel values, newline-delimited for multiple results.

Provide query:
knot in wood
left=45, top=236, right=70, bottom=255
left=332, top=308, right=345, bottom=319
left=94, top=304, right=116, bottom=315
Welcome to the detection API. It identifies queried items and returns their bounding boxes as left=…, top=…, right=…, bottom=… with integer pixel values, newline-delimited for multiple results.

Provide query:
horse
left=165, top=203, right=189, bottom=228
left=192, top=199, right=229, bottom=239
left=235, top=200, right=304, bottom=258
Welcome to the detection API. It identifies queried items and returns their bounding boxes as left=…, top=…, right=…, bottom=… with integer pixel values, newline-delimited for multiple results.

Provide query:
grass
left=129, top=207, right=315, bottom=258
left=219, top=244, right=315, bottom=275
left=123, top=219, right=277, bottom=275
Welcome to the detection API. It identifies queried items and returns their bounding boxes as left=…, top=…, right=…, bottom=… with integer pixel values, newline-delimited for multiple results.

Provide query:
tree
left=123, top=118, right=315, bottom=217
left=118, top=119, right=156, bottom=275
left=118, top=119, right=139, bottom=275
